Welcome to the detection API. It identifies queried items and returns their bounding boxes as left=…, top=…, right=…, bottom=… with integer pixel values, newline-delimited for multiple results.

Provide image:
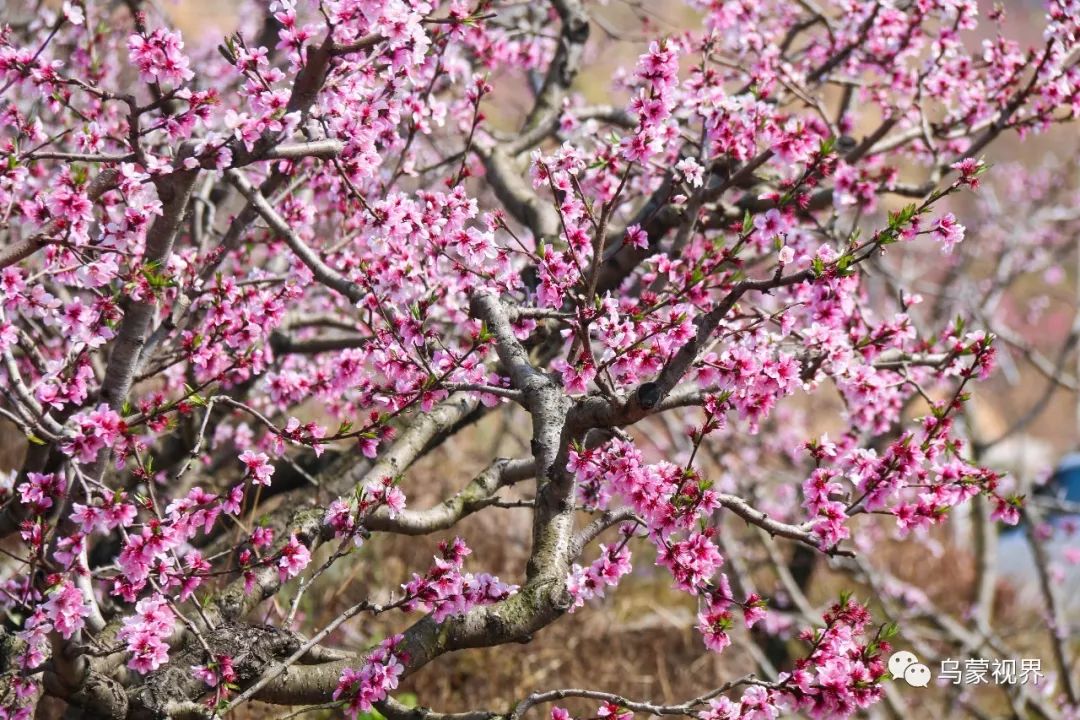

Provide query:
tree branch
left=0, top=167, right=119, bottom=270
left=226, top=168, right=364, bottom=303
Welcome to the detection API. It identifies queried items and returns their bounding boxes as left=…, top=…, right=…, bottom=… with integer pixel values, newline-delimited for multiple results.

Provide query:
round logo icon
left=903, top=663, right=932, bottom=687
left=888, top=650, right=919, bottom=678
left=889, top=651, right=932, bottom=687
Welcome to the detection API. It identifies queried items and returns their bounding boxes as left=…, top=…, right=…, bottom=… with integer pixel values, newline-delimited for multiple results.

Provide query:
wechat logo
left=889, top=650, right=932, bottom=688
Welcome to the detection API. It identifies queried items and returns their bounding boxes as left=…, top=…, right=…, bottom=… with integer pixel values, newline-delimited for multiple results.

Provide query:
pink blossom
left=277, top=534, right=311, bottom=582
left=401, top=538, right=517, bottom=622
left=118, top=596, right=175, bottom=675
left=567, top=541, right=633, bottom=611
left=239, top=449, right=275, bottom=486
left=127, top=27, right=193, bottom=86
left=742, top=593, right=767, bottom=629
left=42, top=580, right=89, bottom=640
left=624, top=224, right=649, bottom=250
left=0, top=0, right=1077, bottom=715
left=334, top=635, right=406, bottom=718
left=932, top=213, right=965, bottom=254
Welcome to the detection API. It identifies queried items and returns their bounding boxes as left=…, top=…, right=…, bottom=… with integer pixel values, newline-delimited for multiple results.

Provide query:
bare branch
left=226, top=168, right=364, bottom=303
left=1023, top=505, right=1079, bottom=705
left=508, top=676, right=774, bottom=720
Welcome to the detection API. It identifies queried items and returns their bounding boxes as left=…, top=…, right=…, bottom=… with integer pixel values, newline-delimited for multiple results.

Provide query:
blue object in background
left=997, top=452, right=1080, bottom=613
left=1000, top=451, right=1080, bottom=538
left=1047, top=452, right=1080, bottom=503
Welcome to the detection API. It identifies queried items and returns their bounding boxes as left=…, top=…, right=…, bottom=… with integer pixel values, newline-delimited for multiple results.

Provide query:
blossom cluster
left=117, top=596, right=176, bottom=674
left=701, top=598, right=887, bottom=720
left=333, top=634, right=407, bottom=719
left=401, top=537, right=518, bottom=623
left=566, top=536, right=633, bottom=611
left=326, top=476, right=408, bottom=546
left=0, top=0, right=1077, bottom=716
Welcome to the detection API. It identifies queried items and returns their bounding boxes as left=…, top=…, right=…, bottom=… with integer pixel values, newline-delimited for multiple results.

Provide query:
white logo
left=889, top=651, right=932, bottom=688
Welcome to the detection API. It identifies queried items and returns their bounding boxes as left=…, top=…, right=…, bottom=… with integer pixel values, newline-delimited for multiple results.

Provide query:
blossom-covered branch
left=1, top=0, right=1078, bottom=718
